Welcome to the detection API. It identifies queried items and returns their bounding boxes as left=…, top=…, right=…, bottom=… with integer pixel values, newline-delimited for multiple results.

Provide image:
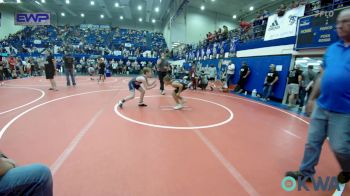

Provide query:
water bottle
left=252, top=89, right=257, bottom=97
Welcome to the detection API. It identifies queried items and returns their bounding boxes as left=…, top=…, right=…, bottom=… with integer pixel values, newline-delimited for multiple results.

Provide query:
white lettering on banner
left=264, top=6, right=305, bottom=41
left=15, top=13, right=50, bottom=26
left=80, top=24, right=108, bottom=30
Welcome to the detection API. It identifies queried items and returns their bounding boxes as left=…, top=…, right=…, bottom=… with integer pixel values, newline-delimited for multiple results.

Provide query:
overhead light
left=211, top=0, right=215, bottom=1
left=233, top=15, right=237, bottom=19
left=35, top=1, right=41, bottom=5
left=90, top=1, right=94, bottom=5
left=115, top=2, right=119, bottom=7
left=138, top=5, right=142, bottom=10
left=100, top=14, right=104, bottom=18
left=81, top=13, right=85, bottom=17
left=139, top=18, right=143, bottom=22
left=249, top=6, right=254, bottom=11
left=41, top=0, right=45, bottom=3
left=0, top=0, right=4, bottom=3
left=155, top=7, right=159, bottom=12
left=61, top=12, right=65, bottom=16
left=200, top=5, right=205, bottom=10
left=17, top=0, right=21, bottom=3
left=120, top=16, right=124, bottom=20
left=152, top=19, right=156, bottom=23
left=65, top=0, right=70, bottom=4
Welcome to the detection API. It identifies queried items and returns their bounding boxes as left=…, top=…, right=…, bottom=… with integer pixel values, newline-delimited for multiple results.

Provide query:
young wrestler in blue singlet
left=117, top=67, right=156, bottom=108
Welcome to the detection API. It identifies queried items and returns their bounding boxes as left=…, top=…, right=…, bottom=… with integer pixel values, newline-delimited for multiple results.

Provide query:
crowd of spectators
left=0, top=25, right=167, bottom=58
left=172, top=0, right=349, bottom=61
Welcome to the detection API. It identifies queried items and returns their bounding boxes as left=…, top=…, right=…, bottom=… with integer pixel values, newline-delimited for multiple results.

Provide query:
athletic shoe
left=138, top=103, right=148, bottom=107
left=285, top=171, right=312, bottom=182
left=161, top=90, right=165, bottom=95
left=117, top=100, right=123, bottom=109
left=173, top=104, right=183, bottom=110
left=332, top=183, right=346, bottom=196
left=181, top=100, right=186, bottom=104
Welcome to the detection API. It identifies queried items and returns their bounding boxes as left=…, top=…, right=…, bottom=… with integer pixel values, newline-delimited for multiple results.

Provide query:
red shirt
left=240, top=21, right=251, bottom=29
left=8, top=58, right=16, bottom=70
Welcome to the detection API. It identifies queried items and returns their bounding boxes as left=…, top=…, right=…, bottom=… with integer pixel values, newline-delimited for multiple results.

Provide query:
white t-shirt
left=227, top=63, right=235, bottom=75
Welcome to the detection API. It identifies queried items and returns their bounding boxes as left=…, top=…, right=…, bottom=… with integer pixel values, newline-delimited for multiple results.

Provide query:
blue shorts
left=174, top=87, right=187, bottom=94
left=128, top=80, right=140, bottom=91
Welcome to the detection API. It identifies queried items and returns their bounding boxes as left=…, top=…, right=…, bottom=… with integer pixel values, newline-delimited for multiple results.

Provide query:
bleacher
left=0, top=25, right=167, bottom=59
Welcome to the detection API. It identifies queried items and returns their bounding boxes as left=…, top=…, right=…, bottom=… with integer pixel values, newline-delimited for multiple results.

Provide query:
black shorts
left=209, top=77, right=215, bottom=81
left=128, top=80, right=141, bottom=91
left=45, top=71, right=54, bottom=79
left=98, top=70, right=105, bottom=75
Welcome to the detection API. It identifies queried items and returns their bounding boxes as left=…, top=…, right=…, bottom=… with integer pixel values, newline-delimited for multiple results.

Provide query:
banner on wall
left=264, top=6, right=305, bottom=41
left=15, top=13, right=50, bottom=26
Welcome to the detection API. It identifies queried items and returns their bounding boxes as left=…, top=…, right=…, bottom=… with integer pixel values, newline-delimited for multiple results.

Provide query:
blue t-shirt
left=317, top=41, right=350, bottom=114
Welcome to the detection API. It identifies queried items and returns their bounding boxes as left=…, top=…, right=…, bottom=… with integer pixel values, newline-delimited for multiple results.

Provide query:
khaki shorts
left=287, top=83, right=299, bottom=95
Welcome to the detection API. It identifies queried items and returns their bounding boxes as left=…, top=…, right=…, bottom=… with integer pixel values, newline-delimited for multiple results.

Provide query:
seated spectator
left=217, top=28, right=223, bottom=41
left=290, top=0, right=299, bottom=9
left=0, top=152, right=53, bottom=195
left=239, top=20, right=251, bottom=33
left=222, top=25, right=229, bottom=40
left=277, top=4, right=287, bottom=17
left=262, top=64, right=279, bottom=101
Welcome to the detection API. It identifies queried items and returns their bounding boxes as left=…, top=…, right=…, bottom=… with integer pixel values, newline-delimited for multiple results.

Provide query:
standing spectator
left=198, top=70, right=208, bottom=90
left=299, top=65, right=316, bottom=110
left=234, top=62, right=250, bottom=93
left=97, top=57, right=106, bottom=83
left=286, top=64, right=302, bottom=107
left=0, top=152, right=53, bottom=195
left=286, top=9, right=350, bottom=193
left=208, top=64, right=217, bottom=91
left=189, top=65, right=197, bottom=90
left=63, top=51, right=76, bottom=86
left=8, top=56, right=16, bottom=74
left=0, top=60, right=4, bottom=86
left=156, top=52, right=170, bottom=95
left=262, top=64, right=279, bottom=101
left=111, top=60, right=118, bottom=75
left=226, top=62, right=235, bottom=88
left=44, top=50, right=58, bottom=91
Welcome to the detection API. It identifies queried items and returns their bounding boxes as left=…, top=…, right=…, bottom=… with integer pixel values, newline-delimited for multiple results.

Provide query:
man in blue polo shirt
left=286, top=8, right=350, bottom=188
